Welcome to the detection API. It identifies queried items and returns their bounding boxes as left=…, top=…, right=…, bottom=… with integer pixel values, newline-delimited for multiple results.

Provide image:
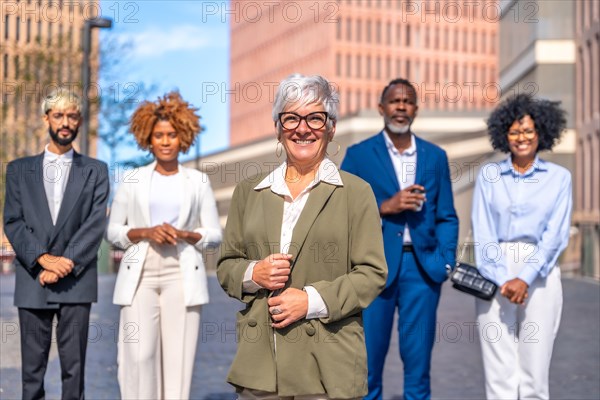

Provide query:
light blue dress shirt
left=472, top=156, right=572, bottom=286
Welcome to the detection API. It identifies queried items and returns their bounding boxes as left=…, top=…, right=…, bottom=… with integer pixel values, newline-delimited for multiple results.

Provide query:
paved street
left=1, top=272, right=598, bottom=400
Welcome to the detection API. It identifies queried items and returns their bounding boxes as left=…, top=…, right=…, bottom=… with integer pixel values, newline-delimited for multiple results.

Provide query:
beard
left=384, top=115, right=412, bottom=135
left=49, top=125, right=79, bottom=146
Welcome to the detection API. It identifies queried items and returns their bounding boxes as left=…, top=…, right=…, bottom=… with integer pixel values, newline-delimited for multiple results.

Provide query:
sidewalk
left=1, top=272, right=598, bottom=399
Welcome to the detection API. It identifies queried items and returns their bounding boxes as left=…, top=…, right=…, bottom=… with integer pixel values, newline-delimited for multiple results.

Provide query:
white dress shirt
left=42, top=145, right=74, bottom=225
left=243, top=158, right=344, bottom=319
left=383, top=131, right=418, bottom=243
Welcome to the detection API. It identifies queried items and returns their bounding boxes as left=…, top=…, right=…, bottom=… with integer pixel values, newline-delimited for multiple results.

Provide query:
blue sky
left=97, top=1, right=230, bottom=165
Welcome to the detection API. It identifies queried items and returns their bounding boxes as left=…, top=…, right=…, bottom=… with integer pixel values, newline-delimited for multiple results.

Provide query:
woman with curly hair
left=472, top=93, right=572, bottom=399
left=107, top=91, right=222, bottom=399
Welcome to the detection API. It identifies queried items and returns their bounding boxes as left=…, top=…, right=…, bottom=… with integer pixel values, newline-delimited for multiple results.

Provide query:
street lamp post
left=80, top=17, right=112, bottom=156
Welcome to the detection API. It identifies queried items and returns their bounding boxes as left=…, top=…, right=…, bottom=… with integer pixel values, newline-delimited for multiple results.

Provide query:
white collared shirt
left=42, top=145, right=74, bottom=225
left=243, top=158, right=344, bottom=319
left=383, top=131, right=417, bottom=243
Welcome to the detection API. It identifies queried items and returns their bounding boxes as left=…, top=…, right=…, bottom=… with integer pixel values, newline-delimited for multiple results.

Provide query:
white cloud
left=120, top=25, right=213, bottom=58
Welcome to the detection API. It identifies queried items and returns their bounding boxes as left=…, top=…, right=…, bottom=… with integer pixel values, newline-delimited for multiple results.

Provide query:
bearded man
left=3, top=88, right=109, bottom=400
left=341, top=78, right=459, bottom=400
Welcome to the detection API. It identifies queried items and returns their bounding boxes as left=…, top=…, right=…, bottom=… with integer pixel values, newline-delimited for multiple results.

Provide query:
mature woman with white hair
left=217, top=74, right=387, bottom=400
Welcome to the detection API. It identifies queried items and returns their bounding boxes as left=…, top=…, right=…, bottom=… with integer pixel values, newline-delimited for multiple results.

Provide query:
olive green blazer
left=217, top=171, right=387, bottom=399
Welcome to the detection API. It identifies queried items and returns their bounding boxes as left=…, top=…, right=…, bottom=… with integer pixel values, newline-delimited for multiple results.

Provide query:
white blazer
left=107, top=162, right=222, bottom=306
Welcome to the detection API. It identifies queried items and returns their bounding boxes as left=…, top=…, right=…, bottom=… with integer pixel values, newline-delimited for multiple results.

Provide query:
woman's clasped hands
left=144, top=223, right=202, bottom=245
left=253, top=253, right=309, bottom=329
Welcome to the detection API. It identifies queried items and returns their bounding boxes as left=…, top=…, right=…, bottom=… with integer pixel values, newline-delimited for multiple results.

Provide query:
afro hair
left=129, top=91, right=201, bottom=153
left=486, top=93, right=567, bottom=153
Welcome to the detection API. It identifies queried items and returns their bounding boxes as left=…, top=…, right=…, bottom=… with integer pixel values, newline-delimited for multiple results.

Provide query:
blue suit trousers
left=363, top=250, right=442, bottom=400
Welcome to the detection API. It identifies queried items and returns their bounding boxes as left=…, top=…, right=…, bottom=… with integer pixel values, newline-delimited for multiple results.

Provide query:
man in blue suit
left=341, top=78, right=458, bottom=400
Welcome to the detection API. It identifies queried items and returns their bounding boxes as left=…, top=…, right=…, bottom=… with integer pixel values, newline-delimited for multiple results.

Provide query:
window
left=3, top=54, right=8, bottom=79
left=444, top=28, right=449, bottom=50
left=346, top=18, right=352, bottom=41
left=414, top=61, right=420, bottom=82
left=376, top=21, right=382, bottom=43
left=366, top=55, right=372, bottom=78
left=336, top=18, right=342, bottom=40
left=346, top=90, right=352, bottom=114
left=356, top=55, right=362, bottom=78
left=336, top=53, right=341, bottom=76
left=406, top=25, right=411, bottom=47
left=386, top=56, right=391, bottom=79
left=356, top=19, right=362, bottom=42
left=16, top=17, right=20, bottom=42
left=406, top=60, right=411, bottom=79
left=453, top=63, right=458, bottom=82
left=25, top=55, right=31, bottom=80
left=386, top=22, right=391, bottom=45
left=376, top=56, right=381, bottom=79
left=482, top=32, right=487, bottom=53
left=346, top=54, right=352, bottom=77
left=26, top=18, right=31, bottom=43
left=4, top=15, right=9, bottom=41
left=396, top=23, right=401, bottom=45
left=14, top=55, right=20, bottom=80
left=48, top=23, right=52, bottom=46
left=366, top=20, right=371, bottom=42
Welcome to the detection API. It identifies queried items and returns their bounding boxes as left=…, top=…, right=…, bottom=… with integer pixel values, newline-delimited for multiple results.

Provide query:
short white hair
left=272, top=74, right=339, bottom=130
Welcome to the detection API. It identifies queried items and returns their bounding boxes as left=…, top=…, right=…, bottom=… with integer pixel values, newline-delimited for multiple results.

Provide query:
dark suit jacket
left=3, top=152, right=109, bottom=308
left=341, top=132, right=459, bottom=284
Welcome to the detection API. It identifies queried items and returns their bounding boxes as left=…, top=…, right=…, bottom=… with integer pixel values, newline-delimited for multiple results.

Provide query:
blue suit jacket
left=3, top=152, right=109, bottom=308
left=341, top=132, right=458, bottom=285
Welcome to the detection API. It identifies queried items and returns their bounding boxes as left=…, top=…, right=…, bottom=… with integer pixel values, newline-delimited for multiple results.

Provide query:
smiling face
left=150, top=120, right=181, bottom=164
left=507, top=115, right=539, bottom=163
left=278, top=102, right=334, bottom=170
left=378, top=83, right=418, bottom=135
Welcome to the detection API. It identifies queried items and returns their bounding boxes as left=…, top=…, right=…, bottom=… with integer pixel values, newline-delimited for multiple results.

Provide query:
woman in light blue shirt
left=472, top=94, right=572, bottom=400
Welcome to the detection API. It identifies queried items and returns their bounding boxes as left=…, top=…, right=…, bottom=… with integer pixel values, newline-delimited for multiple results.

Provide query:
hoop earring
left=326, top=140, right=341, bottom=157
left=276, top=141, right=283, bottom=158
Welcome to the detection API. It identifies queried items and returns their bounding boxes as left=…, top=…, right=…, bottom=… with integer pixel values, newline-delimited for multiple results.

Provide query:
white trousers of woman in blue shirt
left=475, top=242, right=563, bottom=400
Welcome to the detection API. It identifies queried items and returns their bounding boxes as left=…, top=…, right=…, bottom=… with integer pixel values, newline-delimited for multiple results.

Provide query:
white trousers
left=118, top=244, right=202, bottom=400
left=238, top=388, right=361, bottom=400
left=476, top=243, right=563, bottom=400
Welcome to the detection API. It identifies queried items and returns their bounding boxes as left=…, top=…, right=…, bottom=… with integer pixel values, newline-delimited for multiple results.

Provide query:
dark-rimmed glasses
left=507, top=129, right=536, bottom=140
left=47, top=112, right=81, bottom=124
left=278, top=112, right=329, bottom=130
